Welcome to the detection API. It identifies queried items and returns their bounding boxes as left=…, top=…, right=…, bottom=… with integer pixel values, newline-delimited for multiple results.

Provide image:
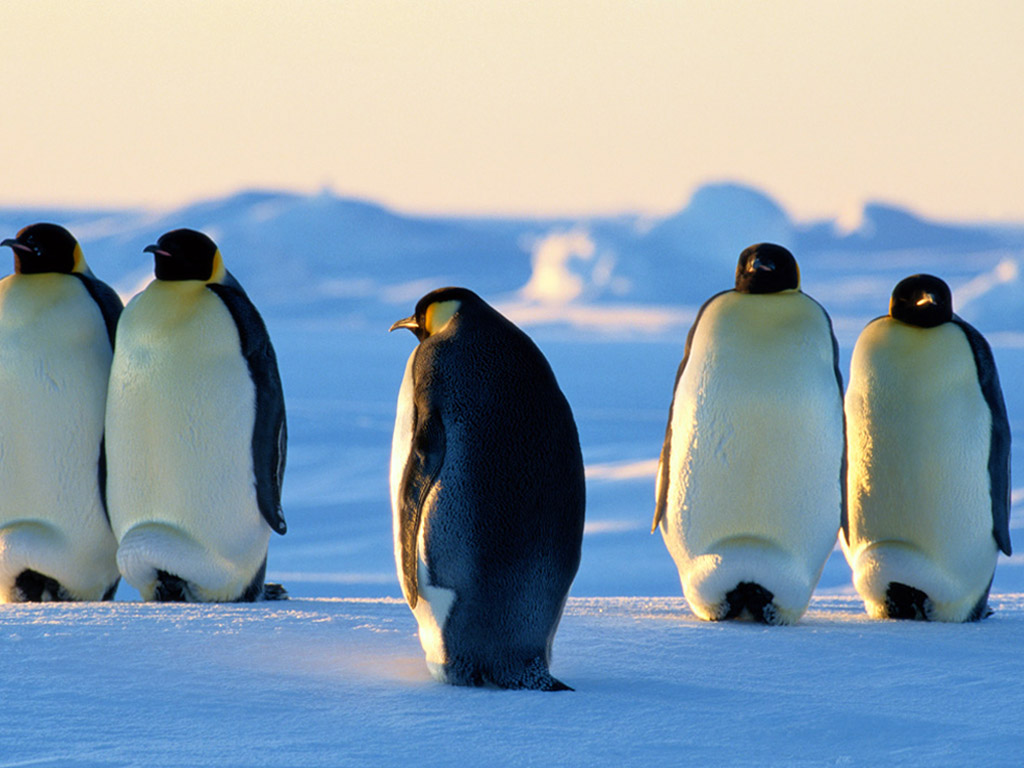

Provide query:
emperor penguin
left=389, top=287, right=585, bottom=690
left=843, top=274, right=1011, bottom=622
left=0, top=223, right=122, bottom=602
left=652, top=243, right=845, bottom=625
left=105, top=229, right=287, bottom=602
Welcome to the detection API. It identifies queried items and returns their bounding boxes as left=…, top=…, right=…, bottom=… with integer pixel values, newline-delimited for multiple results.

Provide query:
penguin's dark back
left=412, top=306, right=585, bottom=581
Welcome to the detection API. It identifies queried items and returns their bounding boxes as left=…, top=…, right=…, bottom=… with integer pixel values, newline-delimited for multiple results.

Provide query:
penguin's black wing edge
left=807, top=293, right=849, bottom=544
left=653, top=291, right=728, bottom=532
left=72, top=273, right=123, bottom=350
left=72, top=273, right=123, bottom=525
left=209, top=274, right=288, bottom=536
left=397, top=388, right=446, bottom=609
left=953, top=317, right=1012, bottom=556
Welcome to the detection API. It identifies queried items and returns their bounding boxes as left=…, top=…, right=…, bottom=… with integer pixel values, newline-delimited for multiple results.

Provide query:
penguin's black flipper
left=73, top=272, right=124, bottom=526
left=952, top=316, right=1012, bottom=557
left=72, top=271, right=123, bottom=350
left=397, top=402, right=446, bottom=608
left=209, top=273, right=288, bottom=537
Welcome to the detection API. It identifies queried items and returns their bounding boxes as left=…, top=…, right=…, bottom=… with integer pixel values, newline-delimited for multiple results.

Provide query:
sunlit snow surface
left=3, top=596, right=1023, bottom=767
left=2, top=185, right=1023, bottom=766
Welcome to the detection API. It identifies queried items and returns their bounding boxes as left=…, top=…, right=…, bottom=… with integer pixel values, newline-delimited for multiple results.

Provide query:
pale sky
left=4, top=0, right=1023, bottom=222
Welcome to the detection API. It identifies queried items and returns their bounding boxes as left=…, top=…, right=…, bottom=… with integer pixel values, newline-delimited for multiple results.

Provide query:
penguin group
left=651, top=246, right=1010, bottom=626
left=0, top=224, right=287, bottom=605
left=0, top=223, right=1012, bottom=691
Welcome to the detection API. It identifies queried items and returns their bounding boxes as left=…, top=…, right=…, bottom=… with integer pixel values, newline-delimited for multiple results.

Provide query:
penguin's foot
left=437, top=656, right=572, bottom=691
left=720, top=582, right=782, bottom=625
left=261, top=582, right=289, bottom=601
left=869, top=583, right=994, bottom=623
left=13, top=570, right=71, bottom=602
left=153, top=570, right=190, bottom=602
left=883, top=582, right=931, bottom=620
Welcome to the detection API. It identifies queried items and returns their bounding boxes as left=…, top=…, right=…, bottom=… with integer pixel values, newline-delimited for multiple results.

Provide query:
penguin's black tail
left=723, top=581, right=779, bottom=624
left=883, top=582, right=930, bottom=620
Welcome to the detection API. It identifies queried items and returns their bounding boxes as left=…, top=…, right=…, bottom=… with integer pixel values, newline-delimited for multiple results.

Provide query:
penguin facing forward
left=652, top=244, right=845, bottom=625
left=843, top=274, right=1011, bottom=622
left=0, top=223, right=122, bottom=602
left=105, top=229, right=287, bottom=602
left=390, top=287, right=585, bottom=690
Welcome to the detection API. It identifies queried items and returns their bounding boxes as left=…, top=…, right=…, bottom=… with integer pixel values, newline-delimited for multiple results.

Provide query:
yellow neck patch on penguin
left=71, top=243, right=88, bottom=274
left=425, top=300, right=460, bottom=336
left=208, top=250, right=227, bottom=284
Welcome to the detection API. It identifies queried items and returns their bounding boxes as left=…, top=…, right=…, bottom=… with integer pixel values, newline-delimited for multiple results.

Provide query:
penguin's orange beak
left=389, top=315, right=419, bottom=334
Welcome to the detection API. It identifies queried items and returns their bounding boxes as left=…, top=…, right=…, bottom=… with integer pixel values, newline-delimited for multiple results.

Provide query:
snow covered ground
left=2, top=183, right=1023, bottom=765
left=4, top=596, right=1023, bottom=766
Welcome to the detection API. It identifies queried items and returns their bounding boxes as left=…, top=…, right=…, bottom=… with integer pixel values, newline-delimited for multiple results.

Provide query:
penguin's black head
left=889, top=274, right=953, bottom=328
left=734, top=243, right=800, bottom=294
left=1, top=223, right=81, bottom=275
left=389, top=286, right=482, bottom=341
left=145, top=229, right=222, bottom=281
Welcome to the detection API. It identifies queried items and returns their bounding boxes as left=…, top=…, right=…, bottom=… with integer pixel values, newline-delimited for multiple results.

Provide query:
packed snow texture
left=2, top=182, right=1023, bottom=766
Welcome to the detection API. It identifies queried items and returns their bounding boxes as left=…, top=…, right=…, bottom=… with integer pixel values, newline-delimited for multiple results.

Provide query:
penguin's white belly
left=844, top=319, right=995, bottom=621
left=0, top=275, right=119, bottom=601
left=105, top=282, right=266, bottom=600
left=389, top=352, right=456, bottom=675
left=660, top=292, right=843, bottom=621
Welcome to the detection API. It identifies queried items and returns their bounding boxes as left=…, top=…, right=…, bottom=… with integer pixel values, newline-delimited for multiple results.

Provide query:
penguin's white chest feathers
left=106, top=281, right=260, bottom=545
left=664, top=291, right=844, bottom=556
left=845, top=319, right=992, bottom=558
left=0, top=274, right=119, bottom=599
left=0, top=275, right=112, bottom=511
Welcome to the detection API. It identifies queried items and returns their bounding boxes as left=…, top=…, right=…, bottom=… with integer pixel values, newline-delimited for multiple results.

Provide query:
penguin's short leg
left=153, top=570, right=190, bottom=602
left=13, top=569, right=69, bottom=602
left=720, top=582, right=780, bottom=625
left=883, top=582, right=931, bottom=620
